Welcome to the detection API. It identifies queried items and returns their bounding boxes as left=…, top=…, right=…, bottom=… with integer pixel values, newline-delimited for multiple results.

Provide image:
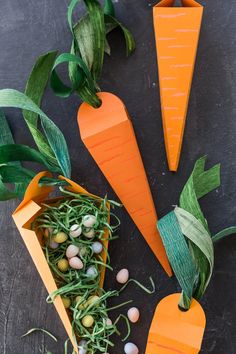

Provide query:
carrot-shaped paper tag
left=145, top=157, right=236, bottom=353
left=78, top=92, right=172, bottom=276
left=153, top=0, right=204, bottom=171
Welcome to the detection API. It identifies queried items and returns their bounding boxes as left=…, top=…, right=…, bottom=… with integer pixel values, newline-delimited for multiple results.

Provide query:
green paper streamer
left=0, top=89, right=71, bottom=178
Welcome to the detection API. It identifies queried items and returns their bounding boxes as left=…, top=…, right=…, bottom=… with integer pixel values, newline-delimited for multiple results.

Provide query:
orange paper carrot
left=145, top=293, right=206, bottom=354
left=77, top=92, right=172, bottom=276
left=12, top=172, right=110, bottom=354
left=153, top=0, right=203, bottom=171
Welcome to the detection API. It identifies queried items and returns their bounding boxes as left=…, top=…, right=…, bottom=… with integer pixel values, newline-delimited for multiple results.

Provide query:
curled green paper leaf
left=23, top=50, right=58, bottom=165
left=157, top=156, right=236, bottom=310
left=51, top=0, right=135, bottom=107
left=0, top=89, right=71, bottom=178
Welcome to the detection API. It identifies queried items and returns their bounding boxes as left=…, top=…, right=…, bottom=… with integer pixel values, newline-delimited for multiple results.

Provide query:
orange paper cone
left=77, top=92, right=172, bottom=276
left=153, top=0, right=203, bottom=171
left=12, top=172, right=110, bottom=353
left=145, top=293, right=206, bottom=354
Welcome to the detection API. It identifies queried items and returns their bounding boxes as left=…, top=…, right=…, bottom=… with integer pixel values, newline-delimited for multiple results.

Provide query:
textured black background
left=1, top=0, right=236, bottom=353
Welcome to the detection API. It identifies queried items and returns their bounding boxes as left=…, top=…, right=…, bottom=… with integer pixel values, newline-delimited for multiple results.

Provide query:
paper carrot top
left=157, top=156, right=236, bottom=309
left=153, top=0, right=203, bottom=171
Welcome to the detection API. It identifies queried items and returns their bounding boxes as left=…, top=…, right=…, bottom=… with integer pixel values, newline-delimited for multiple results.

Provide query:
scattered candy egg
left=83, top=228, right=95, bottom=239
left=92, top=241, right=103, bottom=254
left=69, top=256, right=83, bottom=270
left=53, top=232, right=68, bottom=243
left=82, top=215, right=97, bottom=228
left=124, top=342, right=139, bottom=354
left=49, top=240, right=59, bottom=249
left=127, top=307, right=140, bottom=323
left=66, top=244, right=79, bottom=258
left=75, top=296, right=87, bottom=309
left=86, top=266, right=98, bottom=278
left=78, top=340, right=87, bottom=354
left=70, top=224, right=82, bottom=238
left=62, top=297, right=71, bottom=309
left=116, top=268, right=129, bottom=284
left=87, top=295, right=100, bottom=307
left=106, top=318, right=112, bottom=326
left=57, top=259, right=69, bottom=272
left=82, top=315, right=94, bottom=328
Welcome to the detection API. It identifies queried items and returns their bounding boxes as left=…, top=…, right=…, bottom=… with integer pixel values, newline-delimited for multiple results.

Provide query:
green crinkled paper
left=157, top=156, right=236, bottom=309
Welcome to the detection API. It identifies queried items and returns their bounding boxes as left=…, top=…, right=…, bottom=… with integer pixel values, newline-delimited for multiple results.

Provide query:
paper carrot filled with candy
left=13, top=173, right=125, bottom=354
left=153, top=0, right=204, bottom=171
left=145, top=156, right=236, bottom=353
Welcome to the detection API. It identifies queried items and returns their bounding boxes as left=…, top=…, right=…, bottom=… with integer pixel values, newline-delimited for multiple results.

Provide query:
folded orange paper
left=12, top=172, right=110, bottom=353
left=78, top=92, right=172, bottom=276
left=153, top=0, right=203, bottom=171
left=145, top=293, right=206, bottom=354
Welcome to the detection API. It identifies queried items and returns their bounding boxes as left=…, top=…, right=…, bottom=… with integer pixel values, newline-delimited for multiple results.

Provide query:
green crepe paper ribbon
left=157, top=156, right=236, bottom=310
left=50, top=0, right=135, bottom=108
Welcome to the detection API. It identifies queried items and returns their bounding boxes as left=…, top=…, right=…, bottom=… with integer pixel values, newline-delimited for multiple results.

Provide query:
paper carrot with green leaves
left=153, top=0, right=204, bottom=171
left=145, top=156, right=236, bottom=353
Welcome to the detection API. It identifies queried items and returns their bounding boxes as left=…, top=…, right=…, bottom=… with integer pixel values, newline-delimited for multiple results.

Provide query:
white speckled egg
left=82, top=215, right=97, bottom=228
left=49, top=240, right=59, bottom=249
left=124, top=342, right=139, bottom=354
left=69, top=256, right=83, bottom=269
left=116, top=269, right=129, bottom=284
left=127, top=307, right=140, bottom=323
left=70, top=224, right=82, bottom=238
left=78, top=339, right=87, bottom=354
left=92, top=241, right=103, bottom=254
left=83, top=228, right=95, bottom=239
left=66, top=244, right=79, bottom=258
left=106, top=318, right=112, bottom=326
left=86, top=266, right=98, bottom=278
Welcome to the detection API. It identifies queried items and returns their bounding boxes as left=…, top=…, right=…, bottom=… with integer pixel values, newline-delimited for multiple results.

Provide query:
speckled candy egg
left=83, top=228, right=95, bottom=239
left=92, top=241, right=103, bottom=254
left=124, top=342, right=139, bottom=354
left=82, top=215, right=97, bottom=228
left=127, top=307, right=140, bottom=323
left=53, top=232, right=68, bottom=244
left=116, top=268, right=129, bottom=284
left=49, top=240, right=59, bottom=249
left=86, top=266, right=98, bottom=278
left=82, top=315, right=94, bottom=328
left=69, top=224, right=82, bottom=238
left=78, top=339, right=87, bottom=354
left=69, top=256, right=83, bottom=269
left=66, top=244, right=79, bottom=258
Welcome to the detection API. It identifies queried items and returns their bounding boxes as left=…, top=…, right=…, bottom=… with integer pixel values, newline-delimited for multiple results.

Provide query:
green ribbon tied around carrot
left=157, top=156, right=236, bottom=310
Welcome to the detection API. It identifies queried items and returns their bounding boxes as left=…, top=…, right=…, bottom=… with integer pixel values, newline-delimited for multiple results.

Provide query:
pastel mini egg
left=127, top=307, right=140, bottom=323
left=66, top=244, right=79, bottom=258
left=92, top=241, right=103, bottom=254
left=82, top=215, right=97, bottom=228
left=83, top=228, right=95, bottom=239
left=75, top=296, right=87, bottom=310
left=62, top=297, right=71, bottom=309
left=49, top=240, right=59, bottom=249
left=87, top=295, right=100, bottom=307
left=69, top=257, right=84, bottom=269
left=116, top=268, right=129, bottom=284
left=57, top=259, right=69, bottom=272
left=86, top=266, right=98, bottom=278
left=106, top=318, right=112, bottom=326
left=82, top=315, right=94, bottom=328
left=78, top=340, right=87, bottom=354
left=53, top=232, right=68, bottom=244
left=79, top=246, right=88, bottom=257
left=124, top=342, right=139, bottom=354
left=70, top=224, right=82, bottom=238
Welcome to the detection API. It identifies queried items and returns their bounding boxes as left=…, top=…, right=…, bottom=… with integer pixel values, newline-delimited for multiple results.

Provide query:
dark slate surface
left=0, top=0, right=236, bottom=353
